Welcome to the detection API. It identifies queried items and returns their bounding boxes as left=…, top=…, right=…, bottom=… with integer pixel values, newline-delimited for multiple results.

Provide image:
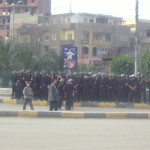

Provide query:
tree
left=12, top=43, right=40, bottom=70
left=32, top=51, right=63, bottom=71
left=0, top=42, right=12, bottom=69
left=141, top=52, right=150, bottom=75
left=111, top=56, right=134, bottom=75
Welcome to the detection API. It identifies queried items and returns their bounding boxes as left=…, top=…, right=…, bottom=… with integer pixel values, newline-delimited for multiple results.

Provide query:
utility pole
left=12, top=4, right=15, bottom=42
left=69, top=0, right=72, bottom=13
left=12, top=1, right=22, bottom=42
left=134, top=0, right=139, bottom=76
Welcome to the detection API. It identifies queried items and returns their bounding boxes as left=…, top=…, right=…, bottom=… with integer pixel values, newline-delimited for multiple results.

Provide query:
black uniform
left=32, top=74, right=40, bottom=100
left=58, top=81, right=65, bottom=109
left=64, top=82, right=74, bottom=110
left=11, top=73, right=17, bottom=99
left=39, top=74, right=48, bottom=100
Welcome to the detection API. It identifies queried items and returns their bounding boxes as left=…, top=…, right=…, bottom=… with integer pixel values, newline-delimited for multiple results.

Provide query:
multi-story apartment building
left=0, top=0, right=51, bottom=40
left=17, top=13, right=131, bottom=67
left=124, top=19, right=150, bottom=55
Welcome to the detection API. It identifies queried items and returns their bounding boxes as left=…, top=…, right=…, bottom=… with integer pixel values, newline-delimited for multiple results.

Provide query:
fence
left=0, top=70, right=12, bottom=88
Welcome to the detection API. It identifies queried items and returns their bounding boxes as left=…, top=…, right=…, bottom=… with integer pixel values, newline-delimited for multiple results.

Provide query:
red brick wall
left=38, top=0, right=51, bottom=15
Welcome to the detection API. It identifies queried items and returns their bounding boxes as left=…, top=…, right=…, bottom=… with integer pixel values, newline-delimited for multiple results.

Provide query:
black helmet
left=50, top=71, right=55, bottom=75
left=34, top=71, right=38, bottom=75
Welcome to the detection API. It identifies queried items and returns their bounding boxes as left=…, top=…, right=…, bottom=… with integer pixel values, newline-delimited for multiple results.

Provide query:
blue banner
left=63, top=47, right=77, bottom=69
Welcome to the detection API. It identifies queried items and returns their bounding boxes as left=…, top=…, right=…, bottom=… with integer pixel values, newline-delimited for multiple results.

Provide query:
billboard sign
left=63, top=47, right=77, bottom=69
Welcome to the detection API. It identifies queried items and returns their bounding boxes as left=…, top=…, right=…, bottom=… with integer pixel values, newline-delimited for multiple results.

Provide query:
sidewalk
left=0, top=95, right=150, bottom=119
left=1, top=95, right=150, bottom=109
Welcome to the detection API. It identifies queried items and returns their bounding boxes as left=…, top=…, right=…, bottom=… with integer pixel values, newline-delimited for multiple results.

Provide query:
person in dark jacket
left=48, top=79, right=59, bottom=111
left=64, top=79, right=74, bottom=110
left=58, top=78, right=66, bottom=110
left=23, top=82, right=34, bottom=110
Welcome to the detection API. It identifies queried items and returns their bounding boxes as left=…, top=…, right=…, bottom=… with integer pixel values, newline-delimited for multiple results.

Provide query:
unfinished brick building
left=0, top=0, right=51, bottom=40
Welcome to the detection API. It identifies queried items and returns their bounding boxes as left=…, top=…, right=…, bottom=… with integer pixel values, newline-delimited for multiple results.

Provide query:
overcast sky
left=51, top=0, right=150, bottom=20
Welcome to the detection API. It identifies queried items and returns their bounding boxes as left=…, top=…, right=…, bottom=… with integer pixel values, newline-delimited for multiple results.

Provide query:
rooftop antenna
left=69, top=0, right=72, bottom=13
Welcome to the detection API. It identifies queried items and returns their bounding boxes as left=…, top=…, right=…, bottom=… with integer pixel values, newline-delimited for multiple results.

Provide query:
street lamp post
left=12, top=1, right=22, bottom=42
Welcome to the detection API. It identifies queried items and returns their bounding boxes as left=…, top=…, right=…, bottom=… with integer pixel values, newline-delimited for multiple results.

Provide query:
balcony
left=141, top=38, right=150, bottom=44
left=81, top=40, right=89, bottom=44
left=60, top=40, right=75, bottom=45
left=0, top=4, right=38, bottom=9
left=61, top=23, right=75, bottom=30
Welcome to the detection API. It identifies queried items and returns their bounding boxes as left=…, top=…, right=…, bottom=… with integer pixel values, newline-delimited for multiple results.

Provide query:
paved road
left=0, top=118, right=150, bottom=150
left=1, top=103, right=150, bottom=113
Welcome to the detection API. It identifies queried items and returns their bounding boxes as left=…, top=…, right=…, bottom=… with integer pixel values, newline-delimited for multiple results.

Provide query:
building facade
left=17, top=13, right=131, bottom=70
left=124, top=19, right=150, bottom=55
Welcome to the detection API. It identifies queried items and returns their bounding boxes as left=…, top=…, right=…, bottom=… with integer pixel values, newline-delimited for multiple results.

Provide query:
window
left=82, top=47, right=89, bottom=58
left=44, top=34, right=49, bottom=41
left=81, top=31, right=89, bottom=40
left=3, top=10, right=5, bottom=15
left=93, top=33, right=104, bottom=40
left=52, top=34, right=56, bottom=40
left=146, top=30, right=150, bottom=37
left=44, top=46, right=49, bottom=53
left=8, top=9, right=11, bottom=15
left=96, top=18, right=108, bottom=24
left=89, top=19, right=94, bottom=23
left=105, top=33, right=111, bottom=41
left=30, top=9, right=34, bottom=15
left=3, top=18, right=5, bottom=24
left=0, top=25, right=4, bottom=30
left=8, top=17, right=10, bottom=23
left=67, top=18, right=71, bottom=23
left=44, top=18, right=49, bottom=24
left=67, top=34, right=72, bottom=40
left=93, top=47, right=97, bottom=57
left=7, top=26, right=9, bottom=30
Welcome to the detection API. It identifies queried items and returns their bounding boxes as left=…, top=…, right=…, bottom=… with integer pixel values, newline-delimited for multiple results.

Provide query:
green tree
left=33, top=51, right=63, bottom=71
left=0, top=42, right=12, bottom=69
left=111, top=56, right=134, bottom=75
left=78, top=64, right=98, bottom=72
left=141, top=52, right=150, bottom=75
left=12, top=43, right=40, bottom=70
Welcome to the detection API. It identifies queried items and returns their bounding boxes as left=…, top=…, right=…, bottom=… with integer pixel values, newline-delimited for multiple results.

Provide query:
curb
left=0, top=110, right=150, bottom=119
left=1, top=99, right=150, bottom=109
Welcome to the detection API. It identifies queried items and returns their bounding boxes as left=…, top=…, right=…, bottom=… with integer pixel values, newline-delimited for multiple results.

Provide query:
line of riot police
left=11, top=70, right=150, bottom=104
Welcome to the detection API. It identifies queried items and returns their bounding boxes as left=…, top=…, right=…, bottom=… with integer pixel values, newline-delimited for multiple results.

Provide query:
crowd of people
left=11, top=70, right=150, bottom=110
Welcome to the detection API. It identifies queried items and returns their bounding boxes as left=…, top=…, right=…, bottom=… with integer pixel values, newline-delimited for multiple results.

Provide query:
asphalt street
left=0, top=118, right=150, bottom=150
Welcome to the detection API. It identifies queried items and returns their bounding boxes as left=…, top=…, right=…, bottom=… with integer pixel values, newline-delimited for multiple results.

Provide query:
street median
left=0, top=110, right=150, bottom=119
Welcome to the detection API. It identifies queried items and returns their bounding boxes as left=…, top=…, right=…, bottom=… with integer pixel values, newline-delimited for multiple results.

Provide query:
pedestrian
left=23, top=82, right=34, bottom=110
left=58, top=78, right=66, bottom=110
left=64, top=79, right=74, bottom=110
left=48, top=79, right=59, bottom=111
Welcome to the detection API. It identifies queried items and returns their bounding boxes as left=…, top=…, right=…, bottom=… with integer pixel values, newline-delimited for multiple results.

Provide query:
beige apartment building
left=17, top=13, right=131, bottom=65
left=124, top=19, right=150, bottom=55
